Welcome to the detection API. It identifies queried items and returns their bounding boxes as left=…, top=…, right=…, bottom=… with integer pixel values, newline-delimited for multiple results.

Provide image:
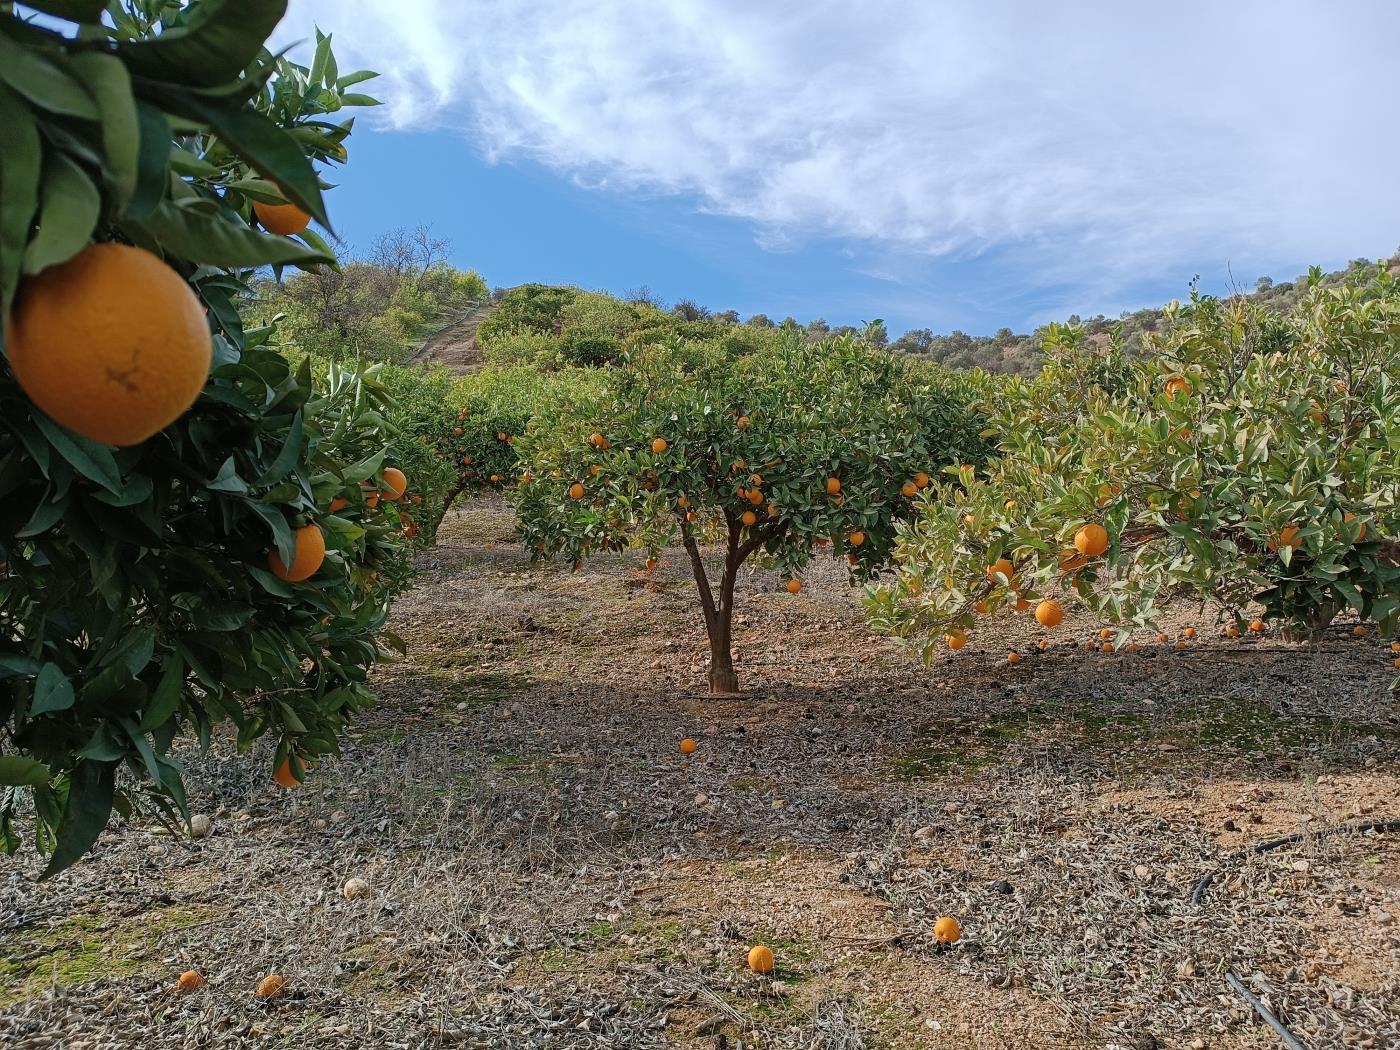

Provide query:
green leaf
left=31, top=414, right=124, bottom=494
left=0, top=34, right=97, bottom=120
left=154, top=91, right=327, bottom=227
left=254, top=411, right=303, bottom=486
left=340, top=94, right=382, bottom=107
left=126, top=102, right=171, bottom=219
left=0, top=756, right=50, bottom=786
left=22, top=151, right=99, bottom=275
left=66, top=52, right=139, bottom=204
left=40, top=760, right=115, bottom=878
left=336, top=70, right=379, bottom=90
left=137, top=655, right=186, bottom=733
left=0, top=83, right=42, bottom=310
left=122, top=197, right=332, bottom=268
left=32, top=663, right=76, bottom=715
left=23, top=1, right=107, bottom=20
left=309, top=28, right=331, bottom=88
left=117, top=0, right=288, bottom=89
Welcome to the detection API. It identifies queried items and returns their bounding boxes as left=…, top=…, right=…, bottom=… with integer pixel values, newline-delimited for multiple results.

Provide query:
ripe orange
left=736, top=415, right=750, bottom=429
left=1248, top=620, right=1265, bottom=633
left=686, top=511, right=699, bottom=523
left=177, top=970, right=205, bottom=993
left=679, top=738, right=698, bottom=754
left=1006, top=652, right=1021, bottom=665
left=1074, top=523, right=1109, bottom=557
left=1098, top=628, right=1113, bottom=640
left=986, top=558, right=1014, bottom=583
left=1224, top=624, right=1240, bottom=638
left=568, top=482, right=585, bottom=500
left=1165, top=374, right=1192, bottom=398
left=747, top=945, right=774, bottom=974
left=255, top=973, right=285, bottom=998
left=651, top=437, right=668, bottom=454
left=7, top=243, right=212, bottom=446
left=902, top=482, right=918, bottom=498
left=826, top=477, right=842, bottom=495
left=1174, top=640, right=1187, bottom=650
left=747, top=489, right=765, bottom=506
left=268, top=524, right=325, bottom=583
left=588, top=432, right=606, bottom=448
left=677, top=495, right=690, bottom=509
left=973, top=600, right=990, bottom=615
left=933, top=916, right=961, bottom=943
left=645, top=556, right=657, bottom=571
left=849, top=530, right=865, bottom=547
left=498, top=432, right=509, bottom=442
left=381, top=467, right=407, bottom=501
left=914, top=471, right=930, bottom=488
left=1344, top=512, right=1368, bottom=541
left=1013, top=595, right=1030, bottom=613
left=273, top=757, right=300, bottom=789
left=1269, top=524, right=1301, bottom=552
left=1390, top=642, right=1400, bottom=653
left=1156, top=633, right=1170, bottom=643
left=741, top=510, right=758, bottom=526
left=946, top=629, right=967, bottom=650
left=254, top=196, right=310, bottom=236
left=1393, top=657, right=1400, bottom=669
left=1034, top=600, right=1064, bottom=628
left=1352, top=625, right=1368, bottom=637
left=454, top=426, right=463, bottom=436
left=786, top=579, right=802, bottom=594
left=1004, top=499, right=1017, bottom=511
left=1182, top=627, right=1196, bottom=639
left=329, top=497, right=349, bottom=513
left=846, top=553, right=859, bottom=566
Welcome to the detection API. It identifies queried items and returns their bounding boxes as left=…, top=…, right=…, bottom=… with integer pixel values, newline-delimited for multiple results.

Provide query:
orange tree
left=515, top=337, right=990, bottom=693
left=0, top=0, right=411, bottom=873
left=867, top=270, right=1400, bottom=659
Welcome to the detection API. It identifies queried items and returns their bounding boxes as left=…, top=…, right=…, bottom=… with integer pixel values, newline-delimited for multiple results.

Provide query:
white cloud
left=280, top=0, right=1400, bottom=303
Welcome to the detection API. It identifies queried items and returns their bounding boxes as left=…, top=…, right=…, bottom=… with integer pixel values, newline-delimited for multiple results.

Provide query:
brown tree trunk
left=431, top=475, right=474, bottom=539
left=708, top=611, right=739, bottom=694
left=1280, top=600, right=1340, bottom=643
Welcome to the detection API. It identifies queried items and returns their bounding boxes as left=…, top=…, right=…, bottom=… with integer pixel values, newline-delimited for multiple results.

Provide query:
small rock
left=1291, top=859, right=1311, bottom=873
left=1134, top=864, right=1152, bottom=881
left=342, top=877, right=370, bottom=900
left=189, top=814, right=213, bottom=840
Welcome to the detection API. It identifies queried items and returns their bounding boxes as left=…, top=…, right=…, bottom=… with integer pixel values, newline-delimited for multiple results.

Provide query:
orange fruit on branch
left=1034, top=600, right=1064, bottom=628
left=914, top=471, right=930, bottom=488
left=381, top=467, right=407, bottom=501
left=826, top=477, right=842, bottom=495
left=273, top=757, right=300, bottom=789
left=1074, top=524, right=1109, bottom=557
left=651, top=437, right=669, bottom=454
left=741, top=510, right=757, bottom=527
left=329, top=497, right=349, bottom=513
left=7, top=243, right=213, bottom=446
left=1165, top=374, right=1192, bottom=398
left=253, top=195, right=310, bottom=236
left=268, top=524, right=325, bottom=583
left=986, top=558, right=1015, bottom=583
left=848, top=530, right=865, bottom=547
left=946, top=630, right=967, bottom=650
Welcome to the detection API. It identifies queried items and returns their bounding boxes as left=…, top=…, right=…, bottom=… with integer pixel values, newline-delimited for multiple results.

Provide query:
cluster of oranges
left=267, top=467, right=412, bottom=584
left=174, top=969, right=287, bottom=998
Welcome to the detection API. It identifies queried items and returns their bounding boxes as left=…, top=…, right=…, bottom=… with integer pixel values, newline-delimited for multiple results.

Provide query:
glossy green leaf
left=117, top=0, right=288, bottom=88
left=123, top=197, right=332, bottom=268
left=40, top=761, right=115, bottom=878
left=66, top=52, right=139, bottom=203
left=0, top=755, right=50, bottom=786
left=0, top=34, right=96, bottom=119
left=22, top=151, right=99, bottom=275
left=32, top=663, right=76, bottom=715
left=0, top=82, right=42, bottom=310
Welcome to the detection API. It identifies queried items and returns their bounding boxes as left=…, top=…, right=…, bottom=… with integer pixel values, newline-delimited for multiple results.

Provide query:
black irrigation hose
left=1191, top=818, right=1400, bottom=1049
left=1225, top=971, right=1308, bottom=1050
left=1190, top=819, right=1400, bottom=904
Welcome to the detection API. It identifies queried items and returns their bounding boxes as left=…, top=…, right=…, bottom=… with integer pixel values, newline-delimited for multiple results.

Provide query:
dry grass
left=1, top=496, right=1396, bottom=1049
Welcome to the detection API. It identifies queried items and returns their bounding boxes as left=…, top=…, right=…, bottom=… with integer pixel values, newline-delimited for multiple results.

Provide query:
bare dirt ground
left=3, top=496, right=1398, bottom=1049
left=410, top=299, right=499, bottom=375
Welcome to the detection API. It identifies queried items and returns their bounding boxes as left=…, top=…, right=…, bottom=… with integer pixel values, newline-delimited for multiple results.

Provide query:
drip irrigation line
left=1190, top=818, right=1400, bottom=1049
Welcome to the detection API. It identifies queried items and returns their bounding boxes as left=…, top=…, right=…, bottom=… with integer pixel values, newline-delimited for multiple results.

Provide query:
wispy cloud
left=281, top=0, right=1400, bottom=309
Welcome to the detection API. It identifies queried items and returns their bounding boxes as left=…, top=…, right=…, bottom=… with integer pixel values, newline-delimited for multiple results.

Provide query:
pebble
left=189, top=814, right=213, bottom=839
left=342, top=877, right=370, bottom=900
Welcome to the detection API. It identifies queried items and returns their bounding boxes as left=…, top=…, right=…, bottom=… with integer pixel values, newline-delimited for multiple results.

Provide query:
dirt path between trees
left=3, top=497, right=1397, bottom=1049
left=409, top=298, right=500, bottom=374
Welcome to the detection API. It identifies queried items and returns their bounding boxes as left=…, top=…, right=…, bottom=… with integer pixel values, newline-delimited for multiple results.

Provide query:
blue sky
left=284, top=1, right=1400, bottom=338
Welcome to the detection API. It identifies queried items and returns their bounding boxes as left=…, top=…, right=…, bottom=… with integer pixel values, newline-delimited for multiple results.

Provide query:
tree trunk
left=431, top=476, right=473, bottom=538
left=1280, top=600, right=1340, bottom=643
left=707, top=607, right=739, bottom=694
